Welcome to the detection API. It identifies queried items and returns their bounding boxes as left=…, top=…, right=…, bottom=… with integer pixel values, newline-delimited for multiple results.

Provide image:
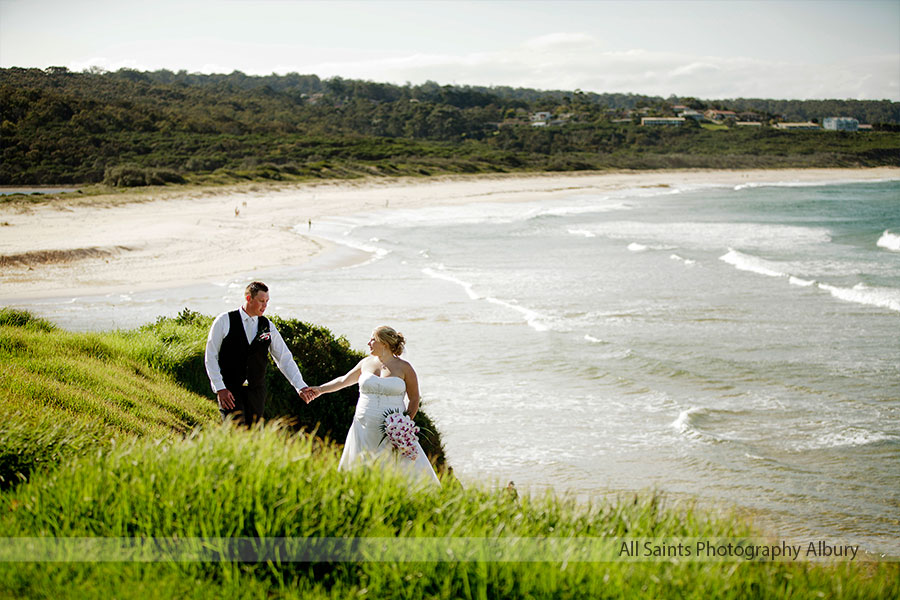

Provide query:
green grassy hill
left=2, top=67, right=899, bottom=186
left=0, top=309, right=897, bottom=598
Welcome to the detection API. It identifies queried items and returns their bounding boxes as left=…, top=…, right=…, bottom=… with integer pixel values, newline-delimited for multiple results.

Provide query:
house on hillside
left=303, top=93, right=326, bottom=105
left=530, top=111, right=572, bottom=127
left=641, top=117, right=685, bottom=126
left=677, top=109, right=705, bottom=121
left=775, top=122, right=821, bottom=130
left=705, top=110, right=737, bottom=121
left=823, top=117, right=859, bottom=131
left=530, top=111, right=552, bottom=126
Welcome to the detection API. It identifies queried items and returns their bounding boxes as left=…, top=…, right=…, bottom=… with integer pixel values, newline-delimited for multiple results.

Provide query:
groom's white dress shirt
left=204, top=307, right=307, bottom=394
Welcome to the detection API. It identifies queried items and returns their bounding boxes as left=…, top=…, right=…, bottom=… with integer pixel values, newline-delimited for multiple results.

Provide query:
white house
left=775, top=122, right=821, bottom=130
left=641, top=117, right=685, bottom=126
left=823, top=117, right=859, bottom=131
left=677, top=109, right=705, bottom=120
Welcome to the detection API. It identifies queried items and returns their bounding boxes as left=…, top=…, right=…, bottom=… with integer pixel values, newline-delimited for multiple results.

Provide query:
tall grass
left=1, top=309, right=897, bottom=598
left=1, top=424, right=896, bottom=599
left=0, top=309, right=218, bottom=439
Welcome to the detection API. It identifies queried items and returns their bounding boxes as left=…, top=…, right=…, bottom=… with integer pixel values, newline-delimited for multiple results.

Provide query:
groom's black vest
left=218, top=310, right=271, bottom=416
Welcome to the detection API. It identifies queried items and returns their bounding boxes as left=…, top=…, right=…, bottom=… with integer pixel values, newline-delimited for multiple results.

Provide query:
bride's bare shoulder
left=356, top=357, right=378, bottom=372
left=396, top=357, right=415, bottom=375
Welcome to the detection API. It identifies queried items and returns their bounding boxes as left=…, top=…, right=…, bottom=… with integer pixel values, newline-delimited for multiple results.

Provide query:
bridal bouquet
left=380, top=408, right=420, bottom=461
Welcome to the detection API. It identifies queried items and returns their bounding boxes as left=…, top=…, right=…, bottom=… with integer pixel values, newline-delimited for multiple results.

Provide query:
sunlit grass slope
left=0, top=308, right=219, bottom=490
left=0, top=309, right=217, bottom=437
left=0, top=425, right=897, bottom=599
left=0, top=309, right=897, bottom=598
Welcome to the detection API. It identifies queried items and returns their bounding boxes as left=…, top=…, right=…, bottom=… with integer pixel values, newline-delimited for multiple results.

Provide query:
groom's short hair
left=245, top=281, right=269, bottom=298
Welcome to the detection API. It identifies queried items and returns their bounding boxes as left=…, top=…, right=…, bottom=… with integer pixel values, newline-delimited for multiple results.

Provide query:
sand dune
left=0, top=245, right=133, bottom=268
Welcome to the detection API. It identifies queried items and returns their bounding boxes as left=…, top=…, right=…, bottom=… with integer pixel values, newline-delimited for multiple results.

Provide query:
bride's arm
left=311, top=359, right=365, bottom=397
left=404, top=365, right=420, bottom=419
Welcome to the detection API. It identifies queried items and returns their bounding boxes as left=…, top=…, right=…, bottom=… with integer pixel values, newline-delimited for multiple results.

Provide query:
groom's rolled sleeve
left=204, top=313, right=229, bottom=393
left=268, top=326, right=307, bottom=392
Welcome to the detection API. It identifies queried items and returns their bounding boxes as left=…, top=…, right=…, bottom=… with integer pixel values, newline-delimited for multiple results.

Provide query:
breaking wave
left=818, top=282, right=900, bottom=312
left=719, top=249, right=787, bottom=278
left=421, top=265, right=552, bottom=331
left=876, top=230, right=900, bottom=252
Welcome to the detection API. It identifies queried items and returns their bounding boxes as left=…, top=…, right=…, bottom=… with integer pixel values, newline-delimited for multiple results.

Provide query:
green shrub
left=103, top=164, right=186, bottom=187
left=0, top=307, right=56, bottom=331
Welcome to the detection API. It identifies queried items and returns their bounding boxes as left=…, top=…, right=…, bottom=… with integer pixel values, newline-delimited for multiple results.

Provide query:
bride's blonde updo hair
left=374, top=325, right=405, bottom=356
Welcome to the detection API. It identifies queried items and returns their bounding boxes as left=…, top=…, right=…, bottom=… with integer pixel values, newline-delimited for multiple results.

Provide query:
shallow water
left=13, top=179, right=900, bottom=556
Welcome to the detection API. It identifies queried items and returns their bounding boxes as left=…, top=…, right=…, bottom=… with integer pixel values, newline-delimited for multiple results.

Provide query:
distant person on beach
left=305, top=326, right=439, bottom=485
left=204, top=281, right=314, bottom=425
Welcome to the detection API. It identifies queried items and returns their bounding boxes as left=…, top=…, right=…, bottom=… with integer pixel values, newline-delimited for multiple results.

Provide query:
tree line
left=2, top=67, right=898, bottom=185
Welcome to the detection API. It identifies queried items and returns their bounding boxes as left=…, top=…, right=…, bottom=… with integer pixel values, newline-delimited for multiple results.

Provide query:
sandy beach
left=2, top=168, right=898, bottom=302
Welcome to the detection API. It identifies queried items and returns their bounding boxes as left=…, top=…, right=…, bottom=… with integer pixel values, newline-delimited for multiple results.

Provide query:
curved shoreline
left=1, top=168, right=898, bottom=302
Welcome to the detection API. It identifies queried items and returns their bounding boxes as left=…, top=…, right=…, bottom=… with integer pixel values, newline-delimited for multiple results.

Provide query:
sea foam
left=484, top=296, right=551, bottom=332
left=818, top=282, right=900, bottom=312
left=732, top=179, right=868, bottom=191
left=671, top=407, right=711, bottom=441
left=534, top=201, right=632, bottom=218
left=788, top=276, right=816, bottom=287
left=421, top=266, right=481, bottom=300
left=876, top=230, right=900, bottom=252
left=790, top=428, right=897, bottom=451
left=422, top=266, right=552, bottom=331
left=719, top=249, right=786, bottom=278
left=669, top=254, right=696, bottom=265
left=581, top=221, right=830, bottom=251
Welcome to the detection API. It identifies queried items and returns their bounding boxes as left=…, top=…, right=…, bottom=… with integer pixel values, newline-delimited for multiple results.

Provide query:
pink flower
left=380, top=408, right=420, bottom=461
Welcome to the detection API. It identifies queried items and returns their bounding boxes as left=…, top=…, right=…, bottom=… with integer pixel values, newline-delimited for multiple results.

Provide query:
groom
left=204, top=281, right=313, bottom=425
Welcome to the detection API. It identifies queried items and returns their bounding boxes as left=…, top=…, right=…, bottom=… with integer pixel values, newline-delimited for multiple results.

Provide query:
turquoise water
left=15, top=179, right=900, bottom=556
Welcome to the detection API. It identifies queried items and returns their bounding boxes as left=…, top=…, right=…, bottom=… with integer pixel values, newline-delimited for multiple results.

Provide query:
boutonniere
left=256, top=332, right=272, bottom=342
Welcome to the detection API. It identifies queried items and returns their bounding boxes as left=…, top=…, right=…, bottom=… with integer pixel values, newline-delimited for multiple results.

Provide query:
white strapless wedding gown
left=338, top=372, right=440, bottom=486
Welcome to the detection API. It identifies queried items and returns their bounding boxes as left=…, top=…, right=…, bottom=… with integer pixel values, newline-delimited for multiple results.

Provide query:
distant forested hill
left=2, top=67, right=898, bottom=185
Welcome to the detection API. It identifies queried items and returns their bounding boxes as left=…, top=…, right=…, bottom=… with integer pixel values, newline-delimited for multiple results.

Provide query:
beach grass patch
left=1, top=423, right=897, bottom=598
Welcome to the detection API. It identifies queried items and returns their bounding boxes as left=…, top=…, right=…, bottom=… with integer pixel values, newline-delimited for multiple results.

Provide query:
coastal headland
left=2, top=167, right=898, bottom=302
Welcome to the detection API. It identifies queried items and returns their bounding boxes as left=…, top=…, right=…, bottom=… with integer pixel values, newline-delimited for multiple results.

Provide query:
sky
left=1, top=0, right=898, bottom=100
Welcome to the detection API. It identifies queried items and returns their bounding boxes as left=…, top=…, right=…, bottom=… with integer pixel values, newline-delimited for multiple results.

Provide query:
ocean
left=16, top=178, right=900, bottom=556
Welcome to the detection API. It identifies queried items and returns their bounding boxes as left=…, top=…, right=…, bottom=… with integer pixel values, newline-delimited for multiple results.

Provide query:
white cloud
left=288, top=33, right=899, bottom=100
left=524, top=32, right=597, bottom=50
left=61, top=32, right=899, bottom=100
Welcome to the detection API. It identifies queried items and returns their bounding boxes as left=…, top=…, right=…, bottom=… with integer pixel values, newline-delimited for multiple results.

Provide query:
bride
left=307, top=326, right=440, bottom=486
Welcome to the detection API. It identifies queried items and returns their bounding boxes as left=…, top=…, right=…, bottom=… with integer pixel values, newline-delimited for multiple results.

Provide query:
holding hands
left=299, top=386, right=321, bottom=404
